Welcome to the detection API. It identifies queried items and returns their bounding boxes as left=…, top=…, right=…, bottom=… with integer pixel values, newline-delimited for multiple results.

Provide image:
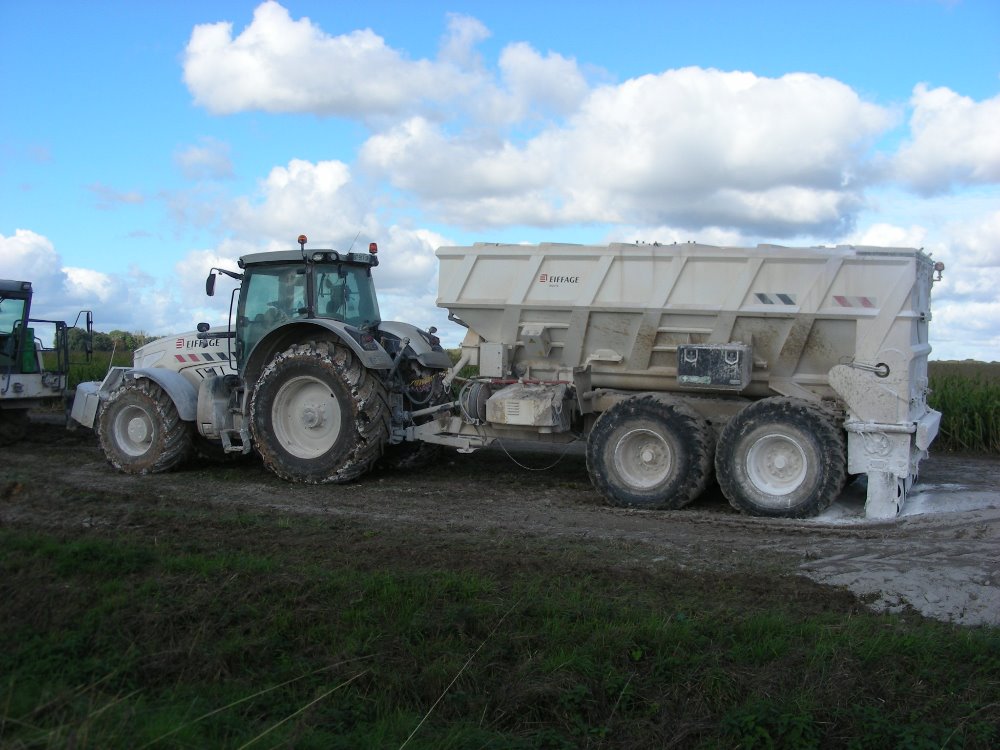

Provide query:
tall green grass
left=63, top=350, right=133, bottom=388
left=928, top=361, right=1000, bottom=454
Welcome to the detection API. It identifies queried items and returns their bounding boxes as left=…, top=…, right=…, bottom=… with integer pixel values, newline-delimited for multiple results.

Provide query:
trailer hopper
left=435, top=241, right=942, bottom=519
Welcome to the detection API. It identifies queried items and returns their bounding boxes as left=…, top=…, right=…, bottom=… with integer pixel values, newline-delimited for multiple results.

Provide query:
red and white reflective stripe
left=173, top=352, right=231, bottom=363
left=834, top=295, right=876, bottom=308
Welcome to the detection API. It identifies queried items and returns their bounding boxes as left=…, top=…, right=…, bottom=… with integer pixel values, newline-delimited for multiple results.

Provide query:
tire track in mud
left=5, top=422, right=999, bottom=626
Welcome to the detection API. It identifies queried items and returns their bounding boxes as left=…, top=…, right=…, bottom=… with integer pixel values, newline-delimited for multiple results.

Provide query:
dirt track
left=3, top=419, right=999, bottom=627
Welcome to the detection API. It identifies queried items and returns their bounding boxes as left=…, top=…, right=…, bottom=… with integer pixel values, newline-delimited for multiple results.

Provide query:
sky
left=1, top=0, right=998, bottom=360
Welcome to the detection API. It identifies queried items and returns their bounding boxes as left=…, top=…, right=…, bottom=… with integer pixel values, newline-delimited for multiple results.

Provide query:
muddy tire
left=586, top=394, right=714, bottom=510
left=715, top=397, right=846, bottom=518
left=250, top=340, right=389, bottom=484
left=0, top=409, right=29, bottom=446
left=97, top=379, right=194, bottom=474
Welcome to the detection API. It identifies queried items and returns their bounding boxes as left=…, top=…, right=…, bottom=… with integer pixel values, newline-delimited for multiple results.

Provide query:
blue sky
left=2, top=0, right=998, bottom=359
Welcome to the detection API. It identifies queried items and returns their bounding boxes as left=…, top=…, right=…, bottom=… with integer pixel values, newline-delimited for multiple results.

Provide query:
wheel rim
left=745, top=432, right=808, bottom=498
left=113, top=404, right=155, bottom=457
left=612, top=428, right=673, bottom=490
left=271, top=375, right=342, bottom=459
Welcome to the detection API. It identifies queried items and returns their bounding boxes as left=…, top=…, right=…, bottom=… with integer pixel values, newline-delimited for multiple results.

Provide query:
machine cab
left=0, top=280, right=33, bottom=374
left=205, top=240, right=383, bottom=369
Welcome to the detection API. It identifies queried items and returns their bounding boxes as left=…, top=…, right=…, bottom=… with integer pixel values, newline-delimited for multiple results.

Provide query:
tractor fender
left=70, top=367, right=199, bottom=428
left=243, top=320, right=394, bottom=388
left=124, top=368, right=199, bottom=421
left=379, top=321, right=453, bottom=369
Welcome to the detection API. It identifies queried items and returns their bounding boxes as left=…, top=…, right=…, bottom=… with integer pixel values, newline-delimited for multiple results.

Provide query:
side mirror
left=85, top=315, right=93, bottom=358
left=206, top=272, right=216, bottom=297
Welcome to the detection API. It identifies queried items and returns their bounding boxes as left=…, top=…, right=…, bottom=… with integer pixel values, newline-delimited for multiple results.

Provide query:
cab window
left=237, top=265, right=306, bottom=357
left=315, top=266, right=380, bottom=328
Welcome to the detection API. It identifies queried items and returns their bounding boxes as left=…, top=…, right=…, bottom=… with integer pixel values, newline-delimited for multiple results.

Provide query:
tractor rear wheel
left=586, top=394, right=714, bottom=510
left=250, top=340, right=389, bottom=483
left=98, top=378, right=194, bottom=474
left=715, top=397, right=845, bottom=518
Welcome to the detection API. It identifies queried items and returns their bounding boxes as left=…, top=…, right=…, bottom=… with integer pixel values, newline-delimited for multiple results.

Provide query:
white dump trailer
left=420, top=242, right=943, bottom=519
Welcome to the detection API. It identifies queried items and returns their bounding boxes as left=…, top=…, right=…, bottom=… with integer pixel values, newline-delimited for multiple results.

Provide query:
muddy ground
left=3, top=419, right=999, bottom=627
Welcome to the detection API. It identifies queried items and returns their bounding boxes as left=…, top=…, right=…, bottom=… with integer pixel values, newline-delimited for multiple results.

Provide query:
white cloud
left=892, top=85, right=1000, bottom=194
left=175, top=136, right=234, bottom=180
left=0, top=229, right=62, bottom=285
left=609, top=224, right=750, bottom=247
left=941, top=208, right=1000, bottom=268
left=227, top=158, right=364, bottom=242
left=845, top=207, right=1000, bottom=361
left=360, top=117, right=551, bottom=200
left=183, top=1, right=480, bottom=117
left=88, top=183, right=145, bottom=210
left=438, top=13, right=489, bottom=67
left=63, top=267, right=117, bottom=303
left=853, top=222, right=929, bottom=249
left=0, top=229, right=132, bottom=328
left=494, top=43, right=589, bottom=120
left=361, top=68, right=892, bottom=234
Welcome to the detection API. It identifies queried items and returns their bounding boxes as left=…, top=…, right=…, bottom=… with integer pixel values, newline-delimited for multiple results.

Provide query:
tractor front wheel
left=98, top=378, right=194, bottom=474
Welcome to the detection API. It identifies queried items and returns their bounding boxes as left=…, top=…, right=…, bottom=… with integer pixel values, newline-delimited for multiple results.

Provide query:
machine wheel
left=715, top=397, right=846, bottom=518
left=250, top=340, right=389, bottom=483
left=586, top=394, right=713, bottom=510
left=98, top=378, right=194, bottom=474
left=0, top=409, right=30, bottom=446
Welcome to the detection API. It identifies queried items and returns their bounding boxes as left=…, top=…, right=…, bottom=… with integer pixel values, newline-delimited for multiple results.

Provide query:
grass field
left=2, top=510, right=998, bottom=749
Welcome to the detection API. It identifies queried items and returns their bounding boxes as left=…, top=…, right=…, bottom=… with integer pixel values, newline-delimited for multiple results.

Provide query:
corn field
left=927, top=361, right=1000, bottom=455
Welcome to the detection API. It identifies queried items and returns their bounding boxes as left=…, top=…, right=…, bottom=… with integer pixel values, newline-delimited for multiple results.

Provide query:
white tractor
left=71, top=237, right=451, bottom=480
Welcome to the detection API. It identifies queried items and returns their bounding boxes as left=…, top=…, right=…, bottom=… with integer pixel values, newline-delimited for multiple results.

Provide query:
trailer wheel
left=586, top=394, right=713, bottom=510
left=715, top=397, right=845, bottom=518
left=98, top=378, right=194, bottom=474
left=250, top=340, right=389, bottom=483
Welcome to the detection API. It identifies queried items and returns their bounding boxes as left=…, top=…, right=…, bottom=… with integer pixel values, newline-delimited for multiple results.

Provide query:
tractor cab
left=204, top=237, right=388, bottom=375
left=0, top=280, right=34, bottom=374
left=2, top=279, right=93, bottom=442
left=1, top=279, right=91, bottom=382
